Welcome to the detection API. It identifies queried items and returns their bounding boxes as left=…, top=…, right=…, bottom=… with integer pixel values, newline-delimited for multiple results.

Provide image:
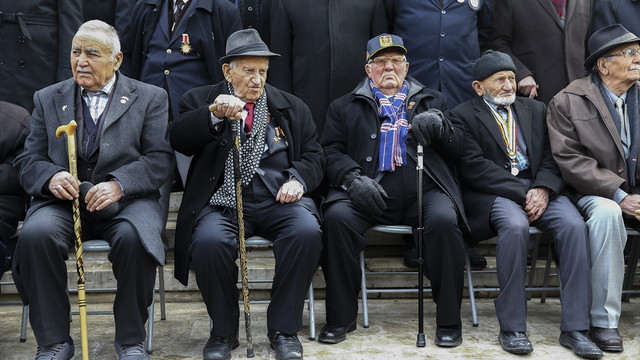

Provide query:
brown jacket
left=489, top=0, right=591, bottom=104
left=547, top=75, right=640, bottom=199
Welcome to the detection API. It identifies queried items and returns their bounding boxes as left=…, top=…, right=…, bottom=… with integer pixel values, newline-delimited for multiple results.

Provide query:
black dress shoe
left=268, top=329, right=303, bottom=360
left=498, top=331, right=533, bottom=355
left=589, top=327, right=623, bottom=352
left=202, top=333, right=239, bottom=360
left=559, top=330, right=603, bottom=359
left=318, top=319, right=357, bottom=344
left=435, top=324, right=462, bottom=347
left=403, top=246, right=419, bottom=268
left=468, top=247, right=487, bottom=270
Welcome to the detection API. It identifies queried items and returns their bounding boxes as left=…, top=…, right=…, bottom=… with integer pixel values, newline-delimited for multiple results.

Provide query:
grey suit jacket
left=15, top=73, right=173, bottom=264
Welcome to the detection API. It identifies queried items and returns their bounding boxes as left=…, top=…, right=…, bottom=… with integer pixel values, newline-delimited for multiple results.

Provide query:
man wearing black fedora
left=170, top=28, right=324, bottom=360
left=548, top=23, right=640, bottom=353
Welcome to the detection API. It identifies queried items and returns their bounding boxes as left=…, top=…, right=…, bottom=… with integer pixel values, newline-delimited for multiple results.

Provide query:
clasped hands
left=524, top=187, right=549, bottom=223
left=49, top=171, right=123, bottom=212
left=209, top=94, right=245, bottom=120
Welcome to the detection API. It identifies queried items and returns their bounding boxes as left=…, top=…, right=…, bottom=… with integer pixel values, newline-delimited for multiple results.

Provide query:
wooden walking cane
left=231, top=115, right=255, bottom=358
left=416, top=144, right=426, bottom=348
left=56, top=120, right=90, bottom=360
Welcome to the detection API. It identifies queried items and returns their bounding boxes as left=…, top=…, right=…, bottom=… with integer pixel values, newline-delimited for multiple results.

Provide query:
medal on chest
left=180, top=33, right=192, bottom=54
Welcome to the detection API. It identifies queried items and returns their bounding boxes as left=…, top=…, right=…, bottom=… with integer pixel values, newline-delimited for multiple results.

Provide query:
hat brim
left=584, top=35, right=640, bottom=69
left=367, top=45, right=407, bottom=62
left=219, top=51, right=280, bottom=65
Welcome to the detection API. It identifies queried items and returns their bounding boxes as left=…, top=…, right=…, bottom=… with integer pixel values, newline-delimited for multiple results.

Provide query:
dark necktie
left=172, top=0, right=186, bottom=34
left=244, top=103, right=254, bottom=136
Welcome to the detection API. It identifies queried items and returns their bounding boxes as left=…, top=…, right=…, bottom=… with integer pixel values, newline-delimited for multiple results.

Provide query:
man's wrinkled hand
left=518, top=76, right=538, bottom=98
left=347, top=175, right=388, bottom=216
left=620, top=194, right=640, bottom=219
left=85, top=180, right=123, bottom=212
left=48, top=171, right=79, bottom=201
left=524, top=187, right=549, bottom=223
left=209, top=94, right=244, bottom=120
left=276, top=178, right=304, bottom=204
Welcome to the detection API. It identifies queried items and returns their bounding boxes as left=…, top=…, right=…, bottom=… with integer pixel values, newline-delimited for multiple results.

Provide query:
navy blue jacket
left=385, top=0, right=493, bottom=108
left=122, top=0, right=241, bottom=90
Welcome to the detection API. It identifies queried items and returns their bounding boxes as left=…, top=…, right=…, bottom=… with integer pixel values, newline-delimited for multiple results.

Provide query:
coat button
left=164, top=69, right=170, bottom=75
left=441, top=9, right=446, bottom=15
left=366, top=156, right=372, bottom=162
left=87, top=165, right=92, bottom=171
left=505, top=162, right=510, bottom=169
left=618, top=167, right=624, bottom=174
left=192, top=210, right=196, bottom=216
left=166, top=49, right=172, bottom=54
left=221, top=139, right=228, bottom=146
left=370, top=133, right=377, bottom=139
left=209, top=176, right=215, bottom=182
left=18, top=60, right=26, bottom=68
left=18, top=35, right=26, bottom=43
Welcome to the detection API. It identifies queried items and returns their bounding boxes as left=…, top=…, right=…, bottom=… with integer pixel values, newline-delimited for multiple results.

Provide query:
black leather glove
left=411, top=109, right=445, bottom=146
left=79, top=181, right=120, bottom=219
left=346, top=173, right=388, bottom=216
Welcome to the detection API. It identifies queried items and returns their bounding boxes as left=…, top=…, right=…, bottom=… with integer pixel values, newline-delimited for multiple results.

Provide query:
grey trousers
left=577, top=195, right=627, bottom=328
left=490, top=194, right=591, bottom=332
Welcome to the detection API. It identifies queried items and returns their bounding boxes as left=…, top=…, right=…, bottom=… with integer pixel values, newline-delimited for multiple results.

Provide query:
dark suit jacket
left=0, top=0, right=83, bottom=111
left=170, top=81, right=325, bottom=285
left=14, top=73, right=174, bottom=264
left=488, top=0, right=591, bottom=104
left=452, top=96, right=564, bottom=243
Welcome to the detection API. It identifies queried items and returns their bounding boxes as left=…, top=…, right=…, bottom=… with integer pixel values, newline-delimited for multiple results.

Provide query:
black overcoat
left=170, top=81, right=325, bottom=285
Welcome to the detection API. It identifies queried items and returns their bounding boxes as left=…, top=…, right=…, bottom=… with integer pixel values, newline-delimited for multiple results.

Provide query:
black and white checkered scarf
left=209, top=83, right=269, bottom=209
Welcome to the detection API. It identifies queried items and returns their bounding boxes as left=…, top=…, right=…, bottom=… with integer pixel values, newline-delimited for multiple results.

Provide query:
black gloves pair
left=411, top=108, right=446, bottom=146
left=345, top=172, right=388, bottom=216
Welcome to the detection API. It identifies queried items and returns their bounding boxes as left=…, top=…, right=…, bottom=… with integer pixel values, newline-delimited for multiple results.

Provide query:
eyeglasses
left=368, top=55, right=407, bottom=66
left=605, top=48, right=640, bottom=59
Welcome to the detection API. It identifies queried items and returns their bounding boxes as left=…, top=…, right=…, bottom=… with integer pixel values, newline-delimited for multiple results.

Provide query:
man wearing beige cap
left=547, top=23, right=640, bottom=353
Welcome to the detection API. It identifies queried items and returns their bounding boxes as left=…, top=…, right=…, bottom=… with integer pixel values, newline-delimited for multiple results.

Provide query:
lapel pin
left=120, top=96, right=129, bottom=104
left=62, top=105, right=67, bottom=111
left=408, top=101, right=415, bottom=109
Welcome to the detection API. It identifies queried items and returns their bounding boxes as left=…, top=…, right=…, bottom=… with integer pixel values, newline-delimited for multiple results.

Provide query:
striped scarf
left=371, top=80, right=409, bottom=172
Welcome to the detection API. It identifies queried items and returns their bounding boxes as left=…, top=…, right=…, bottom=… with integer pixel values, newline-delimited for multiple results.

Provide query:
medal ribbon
left=489, top=106, right=518, bottom=167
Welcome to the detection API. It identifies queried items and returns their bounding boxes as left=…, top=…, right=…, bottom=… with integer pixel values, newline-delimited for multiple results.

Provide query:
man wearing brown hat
left=451, top=50, right=601, bottom=358
left=171, top=28, right=324, bottom=360
left=319, top=33, right=469, bottom=347
left=547, top=23, right=640, bottom=353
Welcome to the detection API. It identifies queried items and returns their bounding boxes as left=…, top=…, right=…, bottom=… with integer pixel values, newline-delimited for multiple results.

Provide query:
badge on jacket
left=181, top=33, right=192, bottom=54
left=469, top=0, right=482, bottom=12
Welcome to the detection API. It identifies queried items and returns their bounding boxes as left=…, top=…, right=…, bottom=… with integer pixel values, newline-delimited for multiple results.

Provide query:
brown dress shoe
left=589, top=327, right=623, bottom=352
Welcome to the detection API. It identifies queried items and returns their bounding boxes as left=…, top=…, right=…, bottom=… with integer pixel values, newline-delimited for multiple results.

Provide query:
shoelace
left=120, top=342, right=145, bottom=355
left=36, top=342, right=67, bottom=359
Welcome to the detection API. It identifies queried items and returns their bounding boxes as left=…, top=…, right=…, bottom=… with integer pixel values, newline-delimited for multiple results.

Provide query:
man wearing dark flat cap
left=170, top=28, right=324, bottom=360
left=451, top=50, right=601, bottom=359
left=547, top=23, right=640, bottom=354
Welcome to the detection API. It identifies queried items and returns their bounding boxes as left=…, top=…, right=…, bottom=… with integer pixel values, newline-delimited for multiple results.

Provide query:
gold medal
left=180, top=33, right=192, bottom=54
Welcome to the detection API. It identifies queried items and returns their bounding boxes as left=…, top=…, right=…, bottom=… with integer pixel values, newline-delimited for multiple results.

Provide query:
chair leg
left=158, top=268, right=166, bottom=320
left=20, top=304, right=28, bottom=342
left=307, top=281, right=315, bottom=340
left=464, top=248, right=479, bottom=327
left=146, top=293, right=155, bottom=354
left=359, top=251, right=369, bottom=328
left=622, top=236, right=640, bottom=302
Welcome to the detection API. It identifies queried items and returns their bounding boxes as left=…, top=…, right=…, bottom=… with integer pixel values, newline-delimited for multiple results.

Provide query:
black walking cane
left=231, top=116, right=255, bottom=358
left=416, top=144, right=426, bottom=348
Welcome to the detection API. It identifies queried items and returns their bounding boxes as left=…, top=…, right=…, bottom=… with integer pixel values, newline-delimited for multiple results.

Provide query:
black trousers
left=12, top=202, right=157, bottom=347
left=322, top=165, right=465, bottom=327
left=189, top=181, right=322, bottom=337
left=0, top=194, right=25, bottom=282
